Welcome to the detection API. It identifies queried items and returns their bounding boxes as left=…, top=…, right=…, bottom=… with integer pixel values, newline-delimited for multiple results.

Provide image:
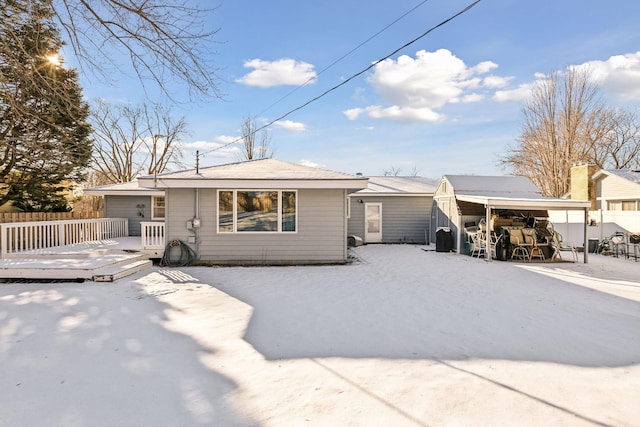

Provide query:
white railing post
left=0, top=224, right=6, bottom=259
left=59, top=222, right=66, bottom=247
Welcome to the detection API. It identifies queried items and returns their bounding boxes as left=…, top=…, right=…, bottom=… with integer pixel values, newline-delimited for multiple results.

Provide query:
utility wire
left=256, top=0, right=431, bottom=117
left=199, top=0, right=482, bottom=160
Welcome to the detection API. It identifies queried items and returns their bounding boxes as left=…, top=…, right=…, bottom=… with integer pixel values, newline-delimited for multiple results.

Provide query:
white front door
left=365, top=203, right=382, bottom=243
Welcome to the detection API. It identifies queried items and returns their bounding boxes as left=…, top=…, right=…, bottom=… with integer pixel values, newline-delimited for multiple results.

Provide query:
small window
left=218, top=190, right=297, bottom=233
left=622, top=200, right=638, bottom=211
left=608, top=201, right=622, bottom=211
left=152, top=196, right=165, bottom=219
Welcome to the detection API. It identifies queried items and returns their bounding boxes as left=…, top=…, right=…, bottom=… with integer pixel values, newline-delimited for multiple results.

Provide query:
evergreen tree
left=0, top=0, right=92, bottom=211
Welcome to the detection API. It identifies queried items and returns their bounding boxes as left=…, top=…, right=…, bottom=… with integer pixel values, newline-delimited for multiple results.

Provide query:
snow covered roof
left=592, top=168, right=640, bottom=185
left=443, top=175, right=590, bottom=210
left=353, top=176, right=438, bottom=196
left=83, top=181, right=164, bottom=196
left=136, top=159, right=369, bottom=190
left=444, top=175, right=542, bottom=198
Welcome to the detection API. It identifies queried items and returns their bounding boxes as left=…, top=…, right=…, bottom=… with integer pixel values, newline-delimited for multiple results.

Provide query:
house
left=83, top=181, right=165, bottom=236
left=347, top=176, right=438, bottom=244
left=553, top=165, right=640, bottom=246
left=591, top=168, right=640, bottom=211
left=432, top=174, right=591, bottom=260
left=131, top=159, right=368, bottom=265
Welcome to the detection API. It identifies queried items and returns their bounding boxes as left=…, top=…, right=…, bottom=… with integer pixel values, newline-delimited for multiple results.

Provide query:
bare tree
left=593, top=109, right=640, bottom=169
left=502, top=68, right=610, bottom=197
left=236, top=116, right=273, bottom=161
left=51, top=0, right=222, bottom=100
left=91, top=100, right=188, bottom=183
left=383, top=165, right=419, bottom=176
left=383, top=166, right=402, bottom=176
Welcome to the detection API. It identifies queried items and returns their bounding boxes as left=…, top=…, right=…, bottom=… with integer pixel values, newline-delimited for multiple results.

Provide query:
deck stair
left=0, top=250, right=152, bottom=282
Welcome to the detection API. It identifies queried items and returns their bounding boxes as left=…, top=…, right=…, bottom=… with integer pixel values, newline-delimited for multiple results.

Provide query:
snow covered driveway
left=1, top=245, right=639, bottom=426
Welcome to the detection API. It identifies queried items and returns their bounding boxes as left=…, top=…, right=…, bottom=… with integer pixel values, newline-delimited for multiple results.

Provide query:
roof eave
left=455, top=194, right=591, bottom=210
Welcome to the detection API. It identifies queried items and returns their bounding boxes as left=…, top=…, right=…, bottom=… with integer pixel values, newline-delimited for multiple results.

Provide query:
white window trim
left=151, top=196, right=165, bottom=220
left=217, top=189, right=298, bottom=234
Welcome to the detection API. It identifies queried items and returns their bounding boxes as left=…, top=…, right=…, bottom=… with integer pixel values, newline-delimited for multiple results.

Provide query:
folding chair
left=551, top=231, right=578, bottom=262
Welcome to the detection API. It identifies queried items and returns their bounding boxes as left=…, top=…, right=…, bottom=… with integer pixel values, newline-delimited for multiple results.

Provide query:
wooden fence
left=0, top=211, right=102, bottom=224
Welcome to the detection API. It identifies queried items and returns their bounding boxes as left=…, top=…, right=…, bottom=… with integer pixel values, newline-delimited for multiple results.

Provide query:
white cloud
left=236, top=58, right=317, bottom=87
left=347, top=49, right=509, bottom=122
left=575, top=51, right=640, bottom=101
left=483, top=75, right=512, bottom=89
left=273, top=120, right=307, bottom=132
left=298, top=159, right=323, bottom=168
left=461, top=93, right=484, bottom=103
left=492, top=51, right=640, bottom=104
left=182, top=136, right=240, bottom=158
left=493, top=83, right=534, bottom=102
left=366, top=105, right=444, bottom=122
left=343, top=108, right=364, bottom=120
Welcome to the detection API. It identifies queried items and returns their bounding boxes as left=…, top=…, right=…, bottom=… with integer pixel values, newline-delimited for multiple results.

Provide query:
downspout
left=485, top=203, right=492, bottom=262
left=194, top=188, right=201, bottom=260
left=344, top=189, right=348, bottom=262
left=583, top=207, right=588, bottom=263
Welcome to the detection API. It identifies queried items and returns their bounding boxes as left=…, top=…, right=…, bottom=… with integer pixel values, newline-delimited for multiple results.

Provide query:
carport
left=455, top=194, right=592, bottom=262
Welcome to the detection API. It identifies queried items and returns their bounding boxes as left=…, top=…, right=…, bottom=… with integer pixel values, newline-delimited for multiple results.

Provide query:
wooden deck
left=0, top=237, right=155, bottom=282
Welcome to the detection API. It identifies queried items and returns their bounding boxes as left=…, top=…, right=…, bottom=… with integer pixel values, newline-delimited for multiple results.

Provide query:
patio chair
left=469, top=231, right=486, bottom=258
left=489, top=232, right=502, bottom=259
left=509, top=229, right=529, bottom=261
left=610, top=233, right=626, bottom=258
left=551, top=231, right=578, bottom=262
left=523, top=228, right=545, bottom=262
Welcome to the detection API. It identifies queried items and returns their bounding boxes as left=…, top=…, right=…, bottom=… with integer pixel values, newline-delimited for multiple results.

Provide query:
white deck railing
left=0, top=218, right=129, bottom=258
left=141, top=221, right=166, bottom=250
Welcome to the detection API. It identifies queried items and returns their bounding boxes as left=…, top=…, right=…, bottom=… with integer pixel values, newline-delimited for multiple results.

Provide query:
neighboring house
left=347, top=176, right=438, bottom=244
left=132, top=159, right=368, bottom=265
left=591, top=169, right=640, bottom=211
left=432, top=175, right=591, bottom=255
left=83, top=181, right=165, bottom=236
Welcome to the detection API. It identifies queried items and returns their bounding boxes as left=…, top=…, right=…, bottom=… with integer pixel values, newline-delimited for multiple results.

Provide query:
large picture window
left=218, top=190, right=297, bottom=233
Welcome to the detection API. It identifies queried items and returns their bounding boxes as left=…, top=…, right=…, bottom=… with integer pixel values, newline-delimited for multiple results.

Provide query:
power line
left=199, top=0, right=482, bottom=160
left=256, top=0, right=431, bottom=117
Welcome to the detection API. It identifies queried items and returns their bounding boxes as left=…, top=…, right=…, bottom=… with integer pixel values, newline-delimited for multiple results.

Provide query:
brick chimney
left=570, top=164, right=598, bottom=209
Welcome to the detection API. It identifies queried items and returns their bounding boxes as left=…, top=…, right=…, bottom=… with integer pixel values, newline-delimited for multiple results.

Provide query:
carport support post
left=583, top=207, right=589, bottom=263
left=485, top=204, right=492, bottom=262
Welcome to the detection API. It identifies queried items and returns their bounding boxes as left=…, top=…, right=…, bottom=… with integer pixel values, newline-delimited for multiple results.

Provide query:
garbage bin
left=436, top=227, right=453, bottom=253
left=588, top=238, right=599, bottom=253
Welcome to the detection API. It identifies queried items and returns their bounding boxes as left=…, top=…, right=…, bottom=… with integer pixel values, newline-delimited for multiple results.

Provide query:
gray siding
left=348, top=196, right=432, bottom=244
left=165, top=188, right=348, bottom=264
left=104, top=195, right=152, bottom=236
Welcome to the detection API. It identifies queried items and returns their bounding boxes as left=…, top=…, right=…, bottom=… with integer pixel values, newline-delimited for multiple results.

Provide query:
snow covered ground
left=1, top=245, right=639, bottom=427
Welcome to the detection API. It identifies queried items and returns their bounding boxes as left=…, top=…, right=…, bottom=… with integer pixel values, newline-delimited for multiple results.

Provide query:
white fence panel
left=549, top=209, right=640, bottom=247
left=141, top=222, right=166, bottom=250
left=0, top=218, right=129, bottom=258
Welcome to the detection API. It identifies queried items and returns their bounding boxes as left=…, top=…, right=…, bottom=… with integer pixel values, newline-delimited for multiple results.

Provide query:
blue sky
left=76, top=0, right=640, bottom=179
